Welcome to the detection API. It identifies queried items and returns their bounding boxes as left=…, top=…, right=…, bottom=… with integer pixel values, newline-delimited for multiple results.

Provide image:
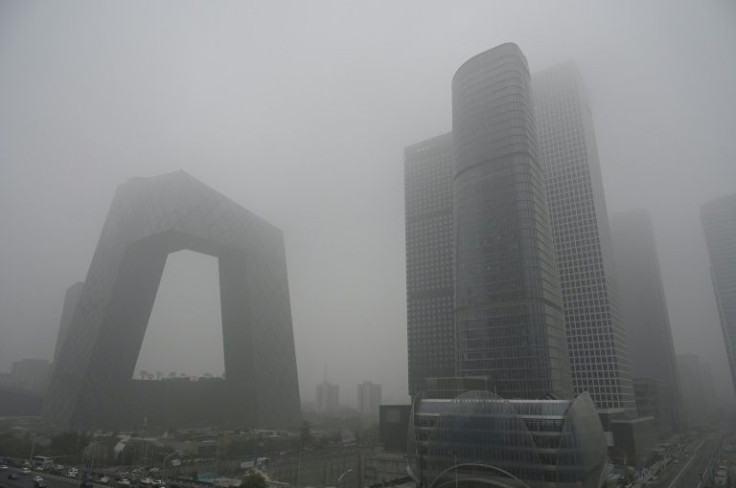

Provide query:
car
left=0, top=465, right=8, bottom=471
left=8, top=472, right=20, bottom=480
left=68, top=468, right=79, bottom=478
left=34, top=476, right=47, bottom=488
left=141, top=477, right=155, bottom=485
left=118, top=478, right=131, bottom=486
left=98, top=475, right=111, bottom=484
left=22, top=467, right=31, bottom=475
left=149, top=468, right=160, bottom=473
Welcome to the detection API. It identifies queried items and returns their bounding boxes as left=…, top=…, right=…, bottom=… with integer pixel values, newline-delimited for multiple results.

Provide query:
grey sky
left=1, top=0, right=735, bottom=406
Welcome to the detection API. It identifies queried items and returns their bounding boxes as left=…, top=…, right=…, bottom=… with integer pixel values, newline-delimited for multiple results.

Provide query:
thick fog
left=1, top=1, right=735, bottom=406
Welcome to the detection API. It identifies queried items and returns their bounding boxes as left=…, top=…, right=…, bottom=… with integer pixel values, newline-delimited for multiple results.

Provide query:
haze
left=1, top=0, right=735, bottom=406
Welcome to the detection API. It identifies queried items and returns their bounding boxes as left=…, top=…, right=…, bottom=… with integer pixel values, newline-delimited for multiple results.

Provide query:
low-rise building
left=407, top=391, right=609, bottom=488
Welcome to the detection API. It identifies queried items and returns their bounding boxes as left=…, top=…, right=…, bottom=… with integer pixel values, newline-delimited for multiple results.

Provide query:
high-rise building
left=404, top=132, right=455, bottom=396
left=701, top=193, right=736, bottom=392
left=44, top=171, right=301, bottom=429
left=316, top=380, right=339, bottom=413
left=533, top=62, right=634, bottom=411
left=452, top=44, right=571, bottom=398
left=407, top=391, right=607, bottom=488
left=357, top=380, right=382, bottom=416
left=610, top=210, right=681, bottom=430
left=677, top=354, right=717, bottom=426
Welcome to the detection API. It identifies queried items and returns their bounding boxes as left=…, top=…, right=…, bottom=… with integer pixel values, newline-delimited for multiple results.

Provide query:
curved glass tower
left=452, top=43, right=571, bottom=398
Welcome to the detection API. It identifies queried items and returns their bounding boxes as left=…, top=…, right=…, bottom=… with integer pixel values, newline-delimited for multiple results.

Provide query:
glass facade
left=701, top=193, right=736, bottom=393
left=405, top=133, right=457, bottom=396
left=533, top=62, right=635, bottom=411
left=43, top=171, right=301, bottom=429
left=452, top=43, right=571, bottom=398
left=407, top=391, right=608, bottom=488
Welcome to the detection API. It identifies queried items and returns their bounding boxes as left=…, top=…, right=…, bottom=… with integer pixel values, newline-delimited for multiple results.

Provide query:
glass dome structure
left=407, top=391, right=608, bottom=488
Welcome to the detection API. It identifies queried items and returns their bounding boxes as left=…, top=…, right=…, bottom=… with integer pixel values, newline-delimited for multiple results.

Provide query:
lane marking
left=667, top=438, right=708, bottom=488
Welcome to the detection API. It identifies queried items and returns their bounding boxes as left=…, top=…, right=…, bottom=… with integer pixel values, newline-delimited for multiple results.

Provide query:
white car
left=118, top=479, right=131, bottom=486
left=0, top=465, right=8, bottom=471
left=98, top=475, right=110, bottom=484
left=22, top=467, right=31, bottom=475
left=140, top=477, right=154, bottom=485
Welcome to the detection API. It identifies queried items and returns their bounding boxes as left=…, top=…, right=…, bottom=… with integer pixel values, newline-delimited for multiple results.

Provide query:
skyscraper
left=44, top=171, right=301, bottom=429
left=610, top=210, right=681, bottom=430
left=533, top=62, right=634, bottom=411
left=404, top=132, right=456, bottom=396
left=357, top=380, right=382, bottom=416
left=316, top=380, right=339, bottom=413
left=677, top=354, right=717, bottom=426
left=701, top=193, right=736, bottom=392
left=452, top=44, right=571, bottom=398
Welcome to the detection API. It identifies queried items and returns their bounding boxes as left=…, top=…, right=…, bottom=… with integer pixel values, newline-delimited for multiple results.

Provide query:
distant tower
left=701, top=193, right=736, bottom=393
left=357, top=381, right=382, bottom=416
left=610, top=210, right=681, bottom=430
left=316, top=380, right=339, bottom=413
left=452, top=44, right=571, bottom=398
left=677, top=354, right=717, bottom=426
left=533, top=62, right=634, bottom=411
left=404, top=132, right=456, bottom=396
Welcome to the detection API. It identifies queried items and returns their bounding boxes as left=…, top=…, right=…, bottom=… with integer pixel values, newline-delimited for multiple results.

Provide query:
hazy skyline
left=1, top=1, right=735, bottom=406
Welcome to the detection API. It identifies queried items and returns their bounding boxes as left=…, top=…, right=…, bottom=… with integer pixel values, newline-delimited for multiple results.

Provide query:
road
left=0, top=467, right=81, bottom=488
left=652, top=435, right=717, bottom=488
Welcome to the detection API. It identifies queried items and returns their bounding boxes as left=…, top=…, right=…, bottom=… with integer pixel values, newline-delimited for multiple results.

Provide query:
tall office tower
left=610, top=210, right=681, bottom=430
left=533, top=62, right=634, bottom=411
left=316, top=380, right=339, bottom=413
left=701, top=193, right=736, bottom=392
left=452, top=44, right=572, bottom=398
left=677, top=354, right=717, bottom=426
left=404, top=132, right=456, bottom=396
left=357, top=380, right=382, bottom=416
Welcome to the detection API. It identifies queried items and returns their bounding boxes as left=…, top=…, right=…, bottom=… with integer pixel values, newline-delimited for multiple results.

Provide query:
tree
left=242, top=473, right=266, bottom=488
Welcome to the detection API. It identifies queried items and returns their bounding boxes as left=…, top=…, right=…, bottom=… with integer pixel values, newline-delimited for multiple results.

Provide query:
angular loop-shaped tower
left=44, top=171, right=301, bottom=429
